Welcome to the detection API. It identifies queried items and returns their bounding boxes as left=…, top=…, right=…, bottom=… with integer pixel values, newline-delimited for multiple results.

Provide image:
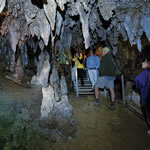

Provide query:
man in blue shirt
left=86, top=49, right=100, bottom=88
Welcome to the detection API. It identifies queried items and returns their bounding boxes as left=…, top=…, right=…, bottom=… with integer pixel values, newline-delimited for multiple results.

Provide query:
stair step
left=78, top=85, right=92, bottom=87
left=83, top=79, right=90, bottom=82
left=78, top=83, right=91, bottom=85
left=78, top=82, right=91, bottom=85
left=79, top=92, right=94, bottom=95
left=79, top=88, right=93, bottom=92
left=78, top=84, right=92, bottom=86
left=78, top=79, right=90, bottom=82
left=79, top=86, right=93, bottom=89
left=76, top=76, right=94, bottom=95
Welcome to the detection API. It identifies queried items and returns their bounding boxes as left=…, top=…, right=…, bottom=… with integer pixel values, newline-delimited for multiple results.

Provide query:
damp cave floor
left=0, top=72, right=150, bottom=150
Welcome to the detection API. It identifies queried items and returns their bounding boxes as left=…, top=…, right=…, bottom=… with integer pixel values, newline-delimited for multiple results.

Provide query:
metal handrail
left=121, top=74, right=126, bottom=105
left=102, top=74, right=126, bottom=105
left=74, top=67, right=125, bottom=102
left=75, top=63, right=79, bottom=96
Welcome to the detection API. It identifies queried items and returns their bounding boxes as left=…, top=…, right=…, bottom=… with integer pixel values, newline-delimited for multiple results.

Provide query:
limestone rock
left=53, top=83, right=61, bottom=102
left=31, top=57, right=50, bottom=87
left=41, top=85, right=55, bottom=118
left=60, top=75, right=68, bottom=96
left=36, top=9, right=50, bottom=46
left=53, top=95, right=72, bottom=119
left=39, top=39, right=45, bottom=51
left=98, top=0, right=116, bottom=21
left=41, top=87, right=72, bottom=119
left=76, top=1, right=90, bottom=49
left=9, top=53, right=16, bottom=72
left=56, top=11, right=63, bottom=36
left=24, top=0, right=38, bottom=19
left=141, top=15, right=150, bottom=42
left=0, top=0, right=6, bottom=13
left=50, top=65, right=59, bottom=85
left=14, top=56, right=24, bottom=79
left=56, top=0, right=69, bottom=11
left=44, top=0, right=56, bottom=31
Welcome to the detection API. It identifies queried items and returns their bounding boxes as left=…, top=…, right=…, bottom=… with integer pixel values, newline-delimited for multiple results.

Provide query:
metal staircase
left=78, top=78, right=94, bottom=95
left=73, top=65, right=126, bottom=106
left=73, top=66, right=94, bottom=96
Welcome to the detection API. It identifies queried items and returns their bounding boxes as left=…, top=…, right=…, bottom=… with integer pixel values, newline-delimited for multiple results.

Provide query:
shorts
left=95, top=76, right=115, bottom=89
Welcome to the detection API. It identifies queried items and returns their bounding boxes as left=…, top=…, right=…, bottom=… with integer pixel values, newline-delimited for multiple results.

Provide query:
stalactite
left=76, top=1, right=90, bottom=49
left=0, top=0, right=6, bottom=13
left=43, top=0, right=56, bottom=31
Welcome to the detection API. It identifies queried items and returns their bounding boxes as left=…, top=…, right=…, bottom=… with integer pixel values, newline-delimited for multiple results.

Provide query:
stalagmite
left=41, top=85, right=55, bottom=118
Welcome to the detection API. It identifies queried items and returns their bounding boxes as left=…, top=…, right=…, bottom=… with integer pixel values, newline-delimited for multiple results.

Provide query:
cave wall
left=0, top=0, right=150, bottom=87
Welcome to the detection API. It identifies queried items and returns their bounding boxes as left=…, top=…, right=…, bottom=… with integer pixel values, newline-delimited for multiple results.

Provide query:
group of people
left=72, top=45, right=150, bottom=135
left=72, top=46, right=120, bottom=110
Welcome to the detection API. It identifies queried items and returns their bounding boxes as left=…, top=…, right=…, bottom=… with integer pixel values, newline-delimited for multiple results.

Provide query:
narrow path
left=54, top=94, right=150, bottom=150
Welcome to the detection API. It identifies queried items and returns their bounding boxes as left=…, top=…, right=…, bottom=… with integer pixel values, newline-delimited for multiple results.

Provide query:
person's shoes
left=107, top=103, right=115, bottom=110
left=93, top=99, right=100, bottom=106
left=147, top=130, right=150, bottom=135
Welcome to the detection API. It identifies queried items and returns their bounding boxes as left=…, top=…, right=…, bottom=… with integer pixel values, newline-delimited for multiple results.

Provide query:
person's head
left=102, top=47, right=110, bottom=56
left=97, top=46, right=102, bottom=52
left=75, top=51, right=79, bottom=58
left=89, top=49, right=94, bottom=56
left=142, top=58, right=150, bottom=69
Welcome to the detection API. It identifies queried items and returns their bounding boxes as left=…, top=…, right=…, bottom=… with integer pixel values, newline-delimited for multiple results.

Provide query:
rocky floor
left=0, top=71, right=150, bottom=150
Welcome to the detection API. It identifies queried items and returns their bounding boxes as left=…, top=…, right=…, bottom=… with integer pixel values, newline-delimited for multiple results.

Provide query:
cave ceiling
left=0, top=0, right=150, bottom=54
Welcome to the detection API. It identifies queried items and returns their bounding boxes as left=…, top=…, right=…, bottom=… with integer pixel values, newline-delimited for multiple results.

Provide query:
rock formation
left=0, top=0, right=150, bottom=147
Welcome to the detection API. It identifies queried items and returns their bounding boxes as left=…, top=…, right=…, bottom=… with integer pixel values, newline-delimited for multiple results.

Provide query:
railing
left=103, top=75, right=125, bottom=105
left=74, top=66, right=126, bottom=104
left=75, top=63, right=79, bottom=97
left=121, top=74, right=126, bottom=105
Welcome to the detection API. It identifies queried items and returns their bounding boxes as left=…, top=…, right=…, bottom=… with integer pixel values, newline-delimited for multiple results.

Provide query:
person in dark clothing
left=134, top=57, right=150, bottom=135
left=94, top=47, right=120, bottom=109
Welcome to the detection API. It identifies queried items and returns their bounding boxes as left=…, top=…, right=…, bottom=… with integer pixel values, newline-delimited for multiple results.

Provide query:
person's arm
left=86, top=58, right=89, bottom=69
left=73, top=57, right=77, bottom=63
left=134, top=70, right=147, bottom=89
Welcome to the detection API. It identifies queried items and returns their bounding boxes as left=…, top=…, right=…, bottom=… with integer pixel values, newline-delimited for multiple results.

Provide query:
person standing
left=86, top=49, right=100, bottom=88
left=94, top=47, right=120, bottom=109
left=134, top=57, right=150, bottom=135
left=72, top=51, right=84, bottom=86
